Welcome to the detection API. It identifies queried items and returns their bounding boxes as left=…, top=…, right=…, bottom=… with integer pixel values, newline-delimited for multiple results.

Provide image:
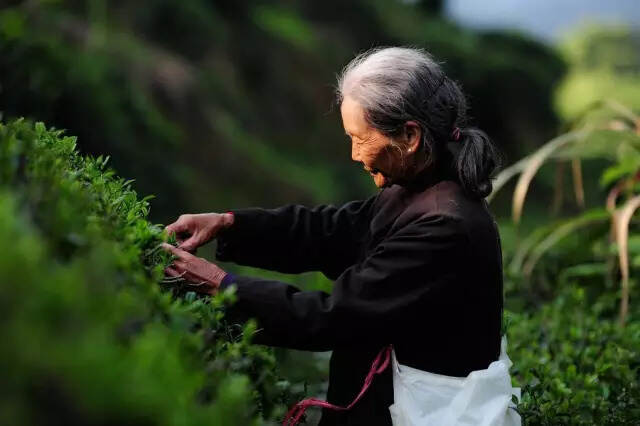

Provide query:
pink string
left=282, top=344, right=393, bottom=426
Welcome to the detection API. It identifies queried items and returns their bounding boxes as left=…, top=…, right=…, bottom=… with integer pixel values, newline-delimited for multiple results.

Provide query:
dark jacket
left=214, top=162, right=504, bottom=425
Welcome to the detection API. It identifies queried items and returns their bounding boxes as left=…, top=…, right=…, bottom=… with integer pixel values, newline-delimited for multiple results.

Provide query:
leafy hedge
left=0, top=119, right=296, bottom=425
left=508, top=285, right=640, bottom=425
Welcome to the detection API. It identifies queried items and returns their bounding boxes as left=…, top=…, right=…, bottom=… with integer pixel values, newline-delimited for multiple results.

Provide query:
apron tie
left=282, top=344, right=393, bottom=426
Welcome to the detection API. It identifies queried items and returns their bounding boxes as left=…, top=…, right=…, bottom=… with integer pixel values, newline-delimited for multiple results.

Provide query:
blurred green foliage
left=555, top=25, right=640, bottom=121
left=0, top=119, right=299, bottom=425
left=0, top=0, right=565, bottom=224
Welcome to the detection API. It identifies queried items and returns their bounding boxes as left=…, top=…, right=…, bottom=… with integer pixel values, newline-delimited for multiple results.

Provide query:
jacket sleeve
left=219, top=214, right=468, bottom=351
left=215, top=193, right=379, bottom=279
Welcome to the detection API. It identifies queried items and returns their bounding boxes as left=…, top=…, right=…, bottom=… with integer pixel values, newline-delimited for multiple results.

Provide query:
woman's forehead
left=340, top=96, right=368, bottom=136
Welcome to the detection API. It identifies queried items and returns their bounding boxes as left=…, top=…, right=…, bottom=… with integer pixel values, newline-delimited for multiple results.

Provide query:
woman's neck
left=400, top=149, right=455, bottom=191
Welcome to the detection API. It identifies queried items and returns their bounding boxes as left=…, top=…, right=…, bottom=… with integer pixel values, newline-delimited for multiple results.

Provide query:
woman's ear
left=404, top=121, right=422, bottom=152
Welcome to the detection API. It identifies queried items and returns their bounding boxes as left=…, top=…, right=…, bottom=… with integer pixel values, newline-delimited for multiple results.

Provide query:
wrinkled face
left=340, top=96, right=403, bottom=188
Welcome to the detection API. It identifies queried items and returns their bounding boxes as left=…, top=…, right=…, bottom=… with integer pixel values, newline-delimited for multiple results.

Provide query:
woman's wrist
left=208, top=269, right=228, bottom=293
left=220, top=271, right=235, bottom=289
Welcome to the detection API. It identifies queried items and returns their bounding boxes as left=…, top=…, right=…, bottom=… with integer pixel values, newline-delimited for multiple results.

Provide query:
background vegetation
left=0, top=1, right=638, bottom=425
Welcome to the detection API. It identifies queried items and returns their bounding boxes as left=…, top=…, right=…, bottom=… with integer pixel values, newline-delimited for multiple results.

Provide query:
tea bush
left=508, top=285, right=640, bottom=425
left=0, top=119, right=296, bottom=425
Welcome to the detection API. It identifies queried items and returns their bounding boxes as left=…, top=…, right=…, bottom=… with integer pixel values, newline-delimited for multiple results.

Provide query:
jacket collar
left=369, top=157, right=457, bottom=243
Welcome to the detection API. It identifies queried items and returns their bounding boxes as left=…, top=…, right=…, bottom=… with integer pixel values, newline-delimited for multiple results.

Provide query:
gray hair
left=335, top=46, right=502, bottom=198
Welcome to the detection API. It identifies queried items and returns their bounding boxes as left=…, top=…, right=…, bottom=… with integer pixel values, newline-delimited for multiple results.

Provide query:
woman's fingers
left=172, top=259, right=189, bottom=272
left=165, top=217, right=200, bottom=251
left=161, top=243, right=192, bottom=261
left=178, top=235, right=200, bottom=252
left=164, top=213, right=221, bottom=252
left=159, top=248, right=224, bottom=295
left=164, top=266, right=182, bottom=277
left=165, top=215, right=196, bottom=240
left=178, top=245, right=196, bottom=254
left=161, top=244, right=199, bottom=281
left=165, top=221, right=186, bottom=236
left=165, top=260, right=195, bottom=284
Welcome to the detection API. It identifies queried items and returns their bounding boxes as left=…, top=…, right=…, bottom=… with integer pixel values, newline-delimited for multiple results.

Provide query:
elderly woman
left=162, top=47, right=507, bottom=425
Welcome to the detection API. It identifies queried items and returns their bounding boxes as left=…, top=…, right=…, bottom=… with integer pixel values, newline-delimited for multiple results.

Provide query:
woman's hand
left=161, top=243, right=228, bottom=295
left=164, top=212, right=233, bottom=253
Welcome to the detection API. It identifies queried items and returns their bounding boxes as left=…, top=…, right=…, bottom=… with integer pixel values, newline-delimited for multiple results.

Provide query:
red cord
left=282, top=344, right=393, bottom=425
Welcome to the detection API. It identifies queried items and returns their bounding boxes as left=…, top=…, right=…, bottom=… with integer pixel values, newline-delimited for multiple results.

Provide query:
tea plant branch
left=160, top=270, right=187, bottom=283
left=521, top=209, right=610, bottom=278
left=571, top=158, right=585, bottom=209
left=551, top=161, right=565, bottom=215
left=613, top=195, right=640, bottom=326
left=602, top=99, right=640, bottom=130
left=486, top=156, right=528, bottom=204
left=145, top=242, right=167, bottom=257
left=606, top=171, right=640, bottom=296
left=512, top=129, right=589, bottom=225
left=486, top=129, right=589, bottom=212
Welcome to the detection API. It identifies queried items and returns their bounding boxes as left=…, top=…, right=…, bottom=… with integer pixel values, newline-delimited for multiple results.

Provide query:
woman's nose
left=351, top=142, right=360, bottom=162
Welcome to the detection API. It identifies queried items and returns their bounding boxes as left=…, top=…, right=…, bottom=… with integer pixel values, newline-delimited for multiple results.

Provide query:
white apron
left=388, top=336, right=521, bottom=426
